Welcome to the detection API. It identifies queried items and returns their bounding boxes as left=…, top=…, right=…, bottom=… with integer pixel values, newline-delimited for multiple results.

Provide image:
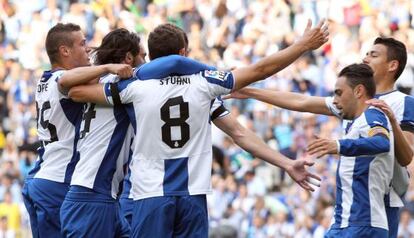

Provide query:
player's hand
left=297, top=19, right=329, bottom=51
left=106, top=64, right=133, bottom=79
left=222, top=88, right=252, bottom=100
left=366, top=99, right=397, bottom=122
left=285, top=159, right=321, bottom=192
left=307, top=135, right=338, bottom=158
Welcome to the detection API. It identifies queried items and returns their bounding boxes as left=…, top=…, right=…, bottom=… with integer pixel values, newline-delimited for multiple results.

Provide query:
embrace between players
left=23, top=18, right=413, bottom=238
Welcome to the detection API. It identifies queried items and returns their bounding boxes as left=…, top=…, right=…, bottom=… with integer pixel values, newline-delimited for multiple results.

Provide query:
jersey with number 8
left=30, top=70, right=84, bottom=183
left=104, top=71, right=234, bottom=200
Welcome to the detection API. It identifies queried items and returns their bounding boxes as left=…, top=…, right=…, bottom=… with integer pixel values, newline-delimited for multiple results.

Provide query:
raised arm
left=227, top=87, right=333, bottom=115
left=213, top=113, right=320, bottom=191
left=231, top=20, right=329, bottom=90
left=58, top=64, right=133, bottom=94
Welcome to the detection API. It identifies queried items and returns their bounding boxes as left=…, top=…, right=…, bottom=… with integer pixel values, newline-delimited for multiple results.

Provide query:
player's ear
left=354, top=84, right=364, bottom=98
left=125, top=52, right=134, bottom=64
left=388, top=60, right=399, bottom=75
left=179, top=47, right=186, bottom=56
left=59, top=45, right=70, bottom=57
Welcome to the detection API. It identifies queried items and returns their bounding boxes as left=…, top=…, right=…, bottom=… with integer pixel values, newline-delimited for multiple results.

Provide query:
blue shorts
left=22, top=178, right=69, bottom=238
left=60, top=186, right=130, bottom=238
left=386, top=206, right=400, bottom=238
left=325, top=226, right=388, bottom=238
left=119, top=197, right=134, bottom=226
left=131, top=195, right=208, bottom=238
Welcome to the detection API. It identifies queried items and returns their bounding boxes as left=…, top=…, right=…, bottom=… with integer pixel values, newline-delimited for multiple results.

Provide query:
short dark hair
left=374, top=37, right=407, bottom=80
left=93, top=28, right=141, bottom=65
left=338, top=63, right=376, bottom=98
left=148, top=23, right=186, bottom=60
left=46, top=23, right=82, bottom=64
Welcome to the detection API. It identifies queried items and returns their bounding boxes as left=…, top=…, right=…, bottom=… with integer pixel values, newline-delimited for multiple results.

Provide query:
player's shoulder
left=364, top=106, right=388, bottom=126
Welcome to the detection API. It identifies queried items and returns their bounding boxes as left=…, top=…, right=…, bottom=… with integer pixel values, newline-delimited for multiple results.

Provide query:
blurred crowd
left=0, top=0, right=414, bottom=237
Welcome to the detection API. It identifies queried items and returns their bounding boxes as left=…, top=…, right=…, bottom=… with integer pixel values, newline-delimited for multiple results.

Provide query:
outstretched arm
left=226, top=87, right=333, bottom=115
left=231, top=20, right=329, bottom=90
left=58, top=64, right=133, bottom=95
left=213, top=113, right=320, bottom=191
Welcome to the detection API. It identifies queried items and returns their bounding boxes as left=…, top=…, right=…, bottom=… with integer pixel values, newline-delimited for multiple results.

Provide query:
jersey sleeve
left=134, top=55, right=216, bottom=80
left=103, top=78, right=136, bottom=105
left=325, top=96, right=341, bottom=118
left=401, top=95, right=414, bottom=132
left=210, top=97, right=229, bottom=121
left=51, top=70, right=68, bottom=98
left=200, top=70, right=234, bottom=98
left=338, top=108, right=390, bottom=156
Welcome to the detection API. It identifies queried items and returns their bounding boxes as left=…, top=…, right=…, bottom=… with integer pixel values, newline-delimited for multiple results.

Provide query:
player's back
left=106, top=70, right=233, bottom=200
left=71, top=73, right=133, bottom=198
left=31, top=70, right=84, bottom=183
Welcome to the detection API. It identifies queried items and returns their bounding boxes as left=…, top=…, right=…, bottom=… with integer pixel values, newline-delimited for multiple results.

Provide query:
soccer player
left=21, top=23, right=132, bottom=238
left=307, top=63, right=394, bottom=237
left=113, top=24, right=323, bottom=227
left=226, top=37, right=414, bottom=238
left=58, top=29, right=143, bottom=238
left=69, top=19, right=327, bottom=237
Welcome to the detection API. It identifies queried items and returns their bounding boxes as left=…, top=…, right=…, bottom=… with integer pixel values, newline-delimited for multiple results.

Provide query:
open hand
left=286, top=159, right=321, bottom=192
left=366, top=98, right=396, bottom=122
left=297, top=19, right=329, bottom=51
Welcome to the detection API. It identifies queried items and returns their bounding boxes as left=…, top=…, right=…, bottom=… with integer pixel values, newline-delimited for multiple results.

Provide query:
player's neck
left=51, top=62, right=71, bottom=71
left=375, top=78, right=395, bottom=94
left=354, top=99, right=370, bottom=119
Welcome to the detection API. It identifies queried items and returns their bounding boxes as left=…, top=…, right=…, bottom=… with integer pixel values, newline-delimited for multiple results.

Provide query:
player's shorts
left=60, top=185, right=130, bottom=238
left=131, top=195, right=208, bottom=238
left=324, top=226, right=388, bottom=238
left=386, top=206, right=400, bottom=238
left=22, top=178, right=69, bottom=238
left=119, top=197, right=134, bottom=226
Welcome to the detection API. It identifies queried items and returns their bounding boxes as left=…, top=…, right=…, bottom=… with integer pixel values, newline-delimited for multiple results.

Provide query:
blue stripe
left=333, top=159, right=343, bottom=227
left=60, top=99, right=84, bottom=183
left=339, top=136, right=390, bottom=156
left=364, top=108, right=389, bottom=130
left=117, top=78, right=136, bottom=93
left=27, top=146, right=45, bottom=177
left=163, top=157, right=189, bottom=196
left=401, top=95, right=414, bottom=132
left=349, top=156, right=375, bottom=225
left=93, top=106, right=131, bottom=195
left=202, top=71, right=234, bottom=90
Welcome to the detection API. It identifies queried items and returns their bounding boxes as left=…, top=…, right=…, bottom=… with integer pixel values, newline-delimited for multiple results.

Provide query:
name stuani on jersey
left=160, top=76, right=191, bottom=85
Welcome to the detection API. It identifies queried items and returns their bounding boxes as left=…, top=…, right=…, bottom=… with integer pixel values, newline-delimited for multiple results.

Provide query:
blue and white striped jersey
left=30, top=70, right=84, bottom=183
left=332, top=107, right=394, bottom=230
left=105, top=70, right=234, bottom=200
left=326, top=90, right=414, bottom=207
left=70, top=74, right=133, bottom=199
left=120, top=97, right=230, bottom=200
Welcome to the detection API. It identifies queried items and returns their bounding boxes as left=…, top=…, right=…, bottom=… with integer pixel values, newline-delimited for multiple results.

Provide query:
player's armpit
left=68, top=84, right=108, bottom=105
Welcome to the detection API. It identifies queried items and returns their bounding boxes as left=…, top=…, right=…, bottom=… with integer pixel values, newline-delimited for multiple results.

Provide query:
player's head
left=45, top=23, right=91, bottom=69
left=94, top=28, right=146, bottom=67
left=363, top=37, right=407, bottom=82
left=147, top=23, right=186, bottom=60
left=333, top=63, right=375, bottom=119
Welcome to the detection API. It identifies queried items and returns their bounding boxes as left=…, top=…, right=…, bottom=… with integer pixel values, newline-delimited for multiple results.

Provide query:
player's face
left=67, top=31, right=91, bottom=68
left=333, top=76, right=357, bottom=120
left=362, top=44, right=388, bottom=83
left=134, top=44, right=147, bottom=66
